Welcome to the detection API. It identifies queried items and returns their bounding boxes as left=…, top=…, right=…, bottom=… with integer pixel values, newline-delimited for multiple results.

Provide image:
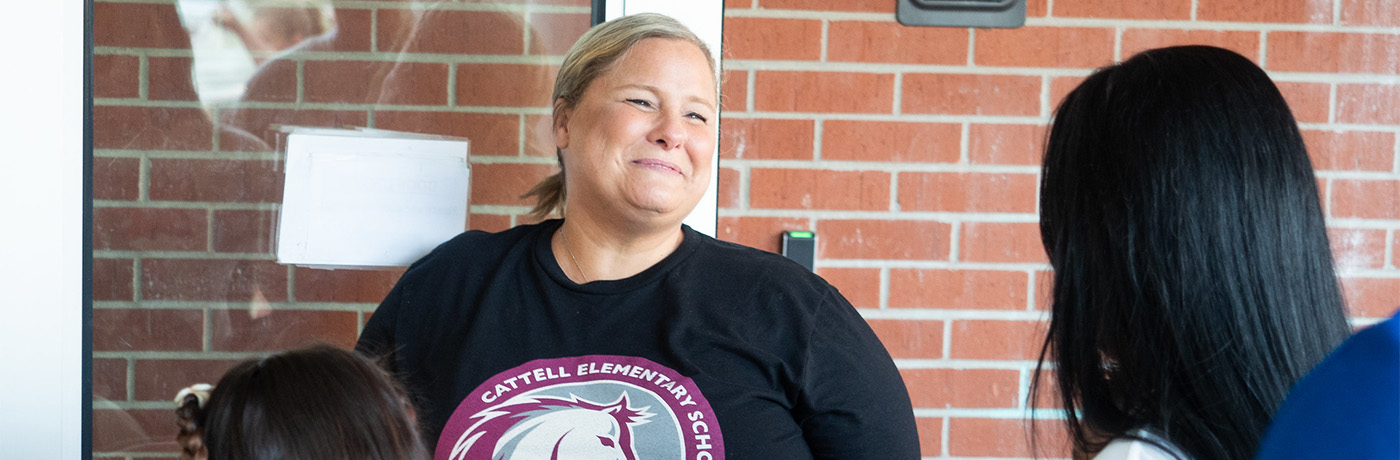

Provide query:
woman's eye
left=687, top=112, right=708, bottom=123
left=626, top=99, right=652, bottom=108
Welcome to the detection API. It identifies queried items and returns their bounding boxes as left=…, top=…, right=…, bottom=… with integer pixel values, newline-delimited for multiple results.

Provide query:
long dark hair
left=175, top=344, right=428, bottom=460
left=1031, top=45, right=1351, bottom=460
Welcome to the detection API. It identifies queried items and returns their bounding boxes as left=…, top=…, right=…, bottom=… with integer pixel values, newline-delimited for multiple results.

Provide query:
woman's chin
left=622, top=189, right=700, bottom=220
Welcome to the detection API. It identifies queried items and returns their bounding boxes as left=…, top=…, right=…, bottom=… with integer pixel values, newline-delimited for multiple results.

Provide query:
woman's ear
left=553, top=98, right=571, bottom=150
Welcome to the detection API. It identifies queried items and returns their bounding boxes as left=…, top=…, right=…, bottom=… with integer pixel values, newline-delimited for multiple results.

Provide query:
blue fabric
left=1256, top=310, right=1400, bottom=460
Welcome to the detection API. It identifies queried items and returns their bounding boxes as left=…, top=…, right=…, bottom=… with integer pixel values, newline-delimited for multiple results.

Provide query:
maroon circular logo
left=437, top=355, right=724, bottom=460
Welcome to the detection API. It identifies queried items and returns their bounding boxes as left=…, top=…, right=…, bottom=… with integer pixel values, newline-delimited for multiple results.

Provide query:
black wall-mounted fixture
left=897, top=0, right=1026, bottom=28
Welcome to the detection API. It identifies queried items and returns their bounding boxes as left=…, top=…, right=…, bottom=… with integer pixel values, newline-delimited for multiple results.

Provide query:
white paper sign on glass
left=277, top=130, right=470, bottom=269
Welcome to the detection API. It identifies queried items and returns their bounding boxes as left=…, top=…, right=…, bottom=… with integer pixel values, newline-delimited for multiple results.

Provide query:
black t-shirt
left=357, top=220, right=919, bottom=460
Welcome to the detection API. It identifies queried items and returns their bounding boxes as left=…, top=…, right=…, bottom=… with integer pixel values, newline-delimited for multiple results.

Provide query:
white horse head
left=450, top=393, right=652, bottom=460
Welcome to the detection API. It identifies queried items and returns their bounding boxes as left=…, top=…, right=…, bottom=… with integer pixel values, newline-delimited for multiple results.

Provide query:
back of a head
left=176, top=344, right=428, bottom=460
left=1034, top=46, right=1352, bottom=460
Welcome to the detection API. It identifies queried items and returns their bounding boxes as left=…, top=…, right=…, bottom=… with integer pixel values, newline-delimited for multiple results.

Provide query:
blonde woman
left=357, top=13, right=919, bottom=460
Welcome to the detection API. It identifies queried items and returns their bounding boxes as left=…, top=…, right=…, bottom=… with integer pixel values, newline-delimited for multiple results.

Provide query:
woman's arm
left=796, top=293, right=921, bottom=459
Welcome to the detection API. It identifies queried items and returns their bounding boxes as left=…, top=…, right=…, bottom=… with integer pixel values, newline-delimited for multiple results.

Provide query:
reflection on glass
left=183, top=0, right=335, bottom=105
left=91, top=0, right=589, bottom=455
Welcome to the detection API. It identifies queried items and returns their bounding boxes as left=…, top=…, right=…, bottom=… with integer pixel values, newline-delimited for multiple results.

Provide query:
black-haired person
left=1031, top=45, right=1352, bottom=460
left=174, top=344, right=428, bottom=460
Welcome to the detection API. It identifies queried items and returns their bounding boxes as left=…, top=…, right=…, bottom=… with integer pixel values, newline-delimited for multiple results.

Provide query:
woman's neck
left=551, top=214, right=685, bottom=284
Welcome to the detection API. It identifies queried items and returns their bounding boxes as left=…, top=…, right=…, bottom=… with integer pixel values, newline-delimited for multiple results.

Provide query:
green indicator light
left=788, top=231, right=814, bottom=239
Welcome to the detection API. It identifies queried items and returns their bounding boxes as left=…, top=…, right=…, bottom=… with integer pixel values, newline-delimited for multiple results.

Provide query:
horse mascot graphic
left=445, top=392, right=654, bottom=460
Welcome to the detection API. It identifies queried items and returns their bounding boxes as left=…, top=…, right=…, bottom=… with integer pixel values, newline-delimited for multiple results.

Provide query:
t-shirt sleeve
left=355, top=277, right=404, bottom=373
left=795, top=292, right=921, bottom=459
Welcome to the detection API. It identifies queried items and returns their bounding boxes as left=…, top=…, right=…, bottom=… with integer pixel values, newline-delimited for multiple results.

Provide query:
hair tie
left=175, top=383, right=214, bottom=408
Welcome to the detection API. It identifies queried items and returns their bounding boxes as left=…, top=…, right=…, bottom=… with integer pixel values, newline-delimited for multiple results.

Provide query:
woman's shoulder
left=695, top=233, right=823, bottom=279
left=687, top=231, right=845, bottom=304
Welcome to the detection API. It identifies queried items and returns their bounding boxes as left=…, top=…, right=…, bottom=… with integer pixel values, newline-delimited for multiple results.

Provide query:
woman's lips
left=633, top=158, right=682, bottom=175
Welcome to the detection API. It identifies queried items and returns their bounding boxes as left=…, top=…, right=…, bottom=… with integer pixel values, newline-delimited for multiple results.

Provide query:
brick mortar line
left=93, top=99, right=556, bottom=113
left=137, top=156, right=150, bottom=201
left=723, top=159, right=1042, bottom=172
left=727, top=60, right=1400, bottom=83
left=201, top=299, right=212, bottom=351
left=93, top=201, right=279, bottom=210
left=1271, top=72, right=1400, bottom=84
left=204, top=207, right=215, bottom=252
left=947, top=218, right=961, bottom=262
left=1327, top=80, right=1339, bottom=124
left=93, top=0, right=586, bottom=13
left=131, top=258, right=143, bottom=301
left=93, top=301, right=380, bottom=311
left=966, top=28, right=975, bottom=67
left=832, top=261, right=1051, bottom=272
left=1260, top=29, right=1271, bottom=69
left=137, top=54, right=148, bottom=100
left=878, top=267, right=890, bottom=310
left=1019, top=16, right=1400, bottom=34
left=469, top=156, right=558, bottom=165
left=285, top=263, right=298, bottom=303
left=93, top=150, right=285, bottom=160
left=860, top=309, right=1049, bottom=321
left=910, top=408, right=1062, bottom=419
left=93, top=250, right=277, bottom=260
left=323, top=1, right=587, bottom=13
left=1335, top=269, right=1400, bottom=278
left=1039, top=77, right=1051, bottom=119
left=725, top=60, right=1097, bottom=75
left=1113, top=25, right=1124, bottom=62
left=1314, top=171, right=1400, bottom=179
left=1296, top=122, right=1400, bottom=131
left=892, top=359, right=1033, bottom=370
left=92, top=47, right=568, bottom=64
left=1386, top=229, right=1396, bottom=269
left=516, top=114, right=529, bottom=157
left=124, top=356, right=135, bottom=401
left=721, top=112, right=1050, bottom=124
left=1322, top=219, right=1400, bottom=230
left=1395, top=125, right=1400, bottom=174
left=745, top=69, right=756, bottom=111
left=721, top=9, right=1400, bottom=34
left=941, top=312, right=953, bottom=364
left=1030, top=265, right=1041, bottom=311
left=718, top=208, right=1040, bottom=221
left=469, top=204, right=535, bottom=214
left=738, top=166, right=752, bottom=210
left=722, top=9, right=893, bottom=21
left=1017, top=365, right=1031, bottom=411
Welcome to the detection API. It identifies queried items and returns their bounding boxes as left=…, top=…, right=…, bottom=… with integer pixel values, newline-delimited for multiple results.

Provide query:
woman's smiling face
left=553, top=37, right=717, bottom=226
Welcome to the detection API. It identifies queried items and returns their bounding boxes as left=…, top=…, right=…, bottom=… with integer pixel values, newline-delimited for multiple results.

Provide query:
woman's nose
left=649, top=112, right=687, bottom=150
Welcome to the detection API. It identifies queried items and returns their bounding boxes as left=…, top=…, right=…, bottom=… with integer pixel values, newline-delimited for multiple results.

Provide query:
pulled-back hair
left=1031, top=45, right=1351, bottom=460
left=522, top=12, right=714, bottom=219
left=175, top=344, right=428, bottom=460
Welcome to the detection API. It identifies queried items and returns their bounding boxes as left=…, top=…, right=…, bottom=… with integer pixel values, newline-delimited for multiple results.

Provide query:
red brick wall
left=717, top=0, right=1399, bottom=458
left=91, top=0, right=588, bottom=454
left=91, top=0, right=1398, bottom=458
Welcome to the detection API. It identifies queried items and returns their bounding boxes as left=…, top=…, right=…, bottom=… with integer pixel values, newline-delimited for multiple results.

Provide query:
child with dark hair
left=173, top=344, right=428, bottom=460
left=1032, top=45, right=1353, bottom=460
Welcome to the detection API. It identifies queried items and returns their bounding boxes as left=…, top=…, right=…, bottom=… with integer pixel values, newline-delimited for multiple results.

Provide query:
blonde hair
left=521, top=13, right=715, bottom=219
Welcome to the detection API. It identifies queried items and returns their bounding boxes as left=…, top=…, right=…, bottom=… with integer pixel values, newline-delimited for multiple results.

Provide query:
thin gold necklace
left=561, top=227, right=590, bottom=283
